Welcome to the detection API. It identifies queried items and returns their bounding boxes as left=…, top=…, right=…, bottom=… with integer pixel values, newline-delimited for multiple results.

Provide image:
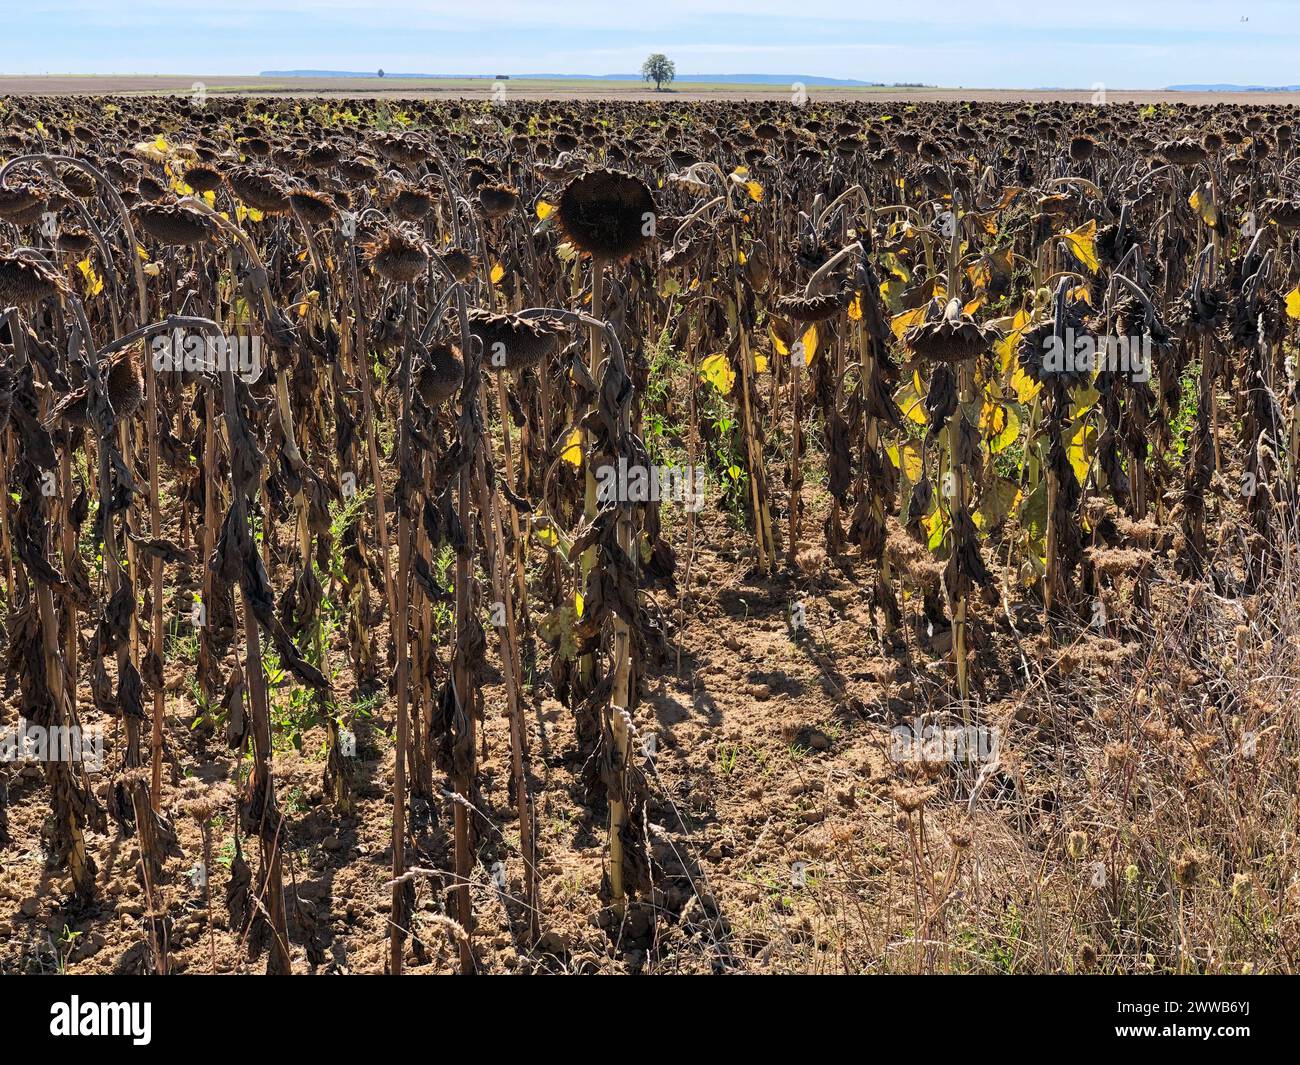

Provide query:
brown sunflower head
left=137, top=175, right=168, bottom=201
left=56, top=229, right=94, bottom=255
left=60, top=167, right=96, bottom=199
left=364, top=225, right=429, bottom=283
left=338, top=157, right=379, bottom=183
left=288, top=188, right=336, bottom=226
left=135, top=203, right=214, bottom=247
left=1262, top=197, right=1300, bottom=230
left=466, top=309, right=565, bottom=373
left=905, top=299, right=1000, bottom=363
left=304, top=141, right=342, bottom=170
left=416, top=341, right=464, bottom=406
left=1158, top=138, right=1208, bottom=167
left=1017, top=299, right=1094, bottom=388
left=0, top=183, right=44, bottom=220
left=391, top=185, right=435, bottom=222
left=477, top=183, right=519, bottom=219
left=557, top=168, right=656, bottom=261
left=775, top=288, right=849, bottom=323
left=182, top=164, right=223, bottom=194
left=0, top=254, right=66, bottom=308
left=225, top=166, right=291, bottom=214
left=1068, top=135, right=1097, bottom=162
left=437, top=247, right=478, bottom=282
left=107, top=349, right=145, bottom=418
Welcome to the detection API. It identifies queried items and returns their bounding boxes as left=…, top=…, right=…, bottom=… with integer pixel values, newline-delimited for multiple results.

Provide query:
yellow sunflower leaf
left=894, top=381, right=929, bottom=427
left=982, top=400, right=1021, bottom=454
left=768, top=324, right=790, bottom=357
left=1067, top=421, right=1096, bottom=485
left=700, top=352, right=735, bottom=395
left=1060, top=219, right=1099, bottom=274
left=994, top=307, right=1032, bottom=372
left=536, top=200, right=555, bottom=220
left=923, top=506, right=949, bottom=552
left=879, top=278, right=904, bottom=313
left=1189, top=183, right=1218, bottom=227
left=973, top=477, right=1022, bottom=532
left=890, top=304, right=927, bottom=340
left=561, top=428, right=583, bottom=468
left=1286, top=287, right=1300, bottom=319
left=880, top=251, right=910, bottom=281
left=75, top=257, right=103, bottom=297
left=797, top=325, right=818, bottom=365
left=848, top=293, right=862, bottom=321
left=886, top=438, right=925, bottom=483
left=1068, top=284, right=1093, bottom=307
left=490, top=262, right=505, bottom=284
left=1010, top=366, right=1041, bottom=404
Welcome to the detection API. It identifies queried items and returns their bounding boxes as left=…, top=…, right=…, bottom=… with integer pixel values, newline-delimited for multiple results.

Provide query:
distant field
left=0, top=75, right=891, bottom=99
left=6, top=74, right=1300, bottom=104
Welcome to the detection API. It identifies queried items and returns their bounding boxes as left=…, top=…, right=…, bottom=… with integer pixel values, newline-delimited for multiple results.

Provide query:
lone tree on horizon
left=641, top=54, right=675, bottom=91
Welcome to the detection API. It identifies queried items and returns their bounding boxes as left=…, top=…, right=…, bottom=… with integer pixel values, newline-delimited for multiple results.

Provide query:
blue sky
left=2, top=1, right=1296, bottom=88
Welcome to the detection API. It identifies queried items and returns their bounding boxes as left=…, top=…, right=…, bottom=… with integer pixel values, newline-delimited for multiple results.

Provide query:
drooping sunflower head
left=465, top=309, right=565, bottom=374
left=56, top=229, right=94, bottom=255
left=107, top=348, right=145, bottom=419
left=477, top=183, right=520, bottom=220
left=1158, top=137, right=1208, bottom=167
left=775, top=288, right=850, bottom=323
left=0, top=182, right=45, bottom=221
left=1068, top=135, right=1097, bottom=162
left=437, top=247, right=478, bottom=282
left=181, top=164, right=223, bottom=194
left=364, top=225, right=429, bottom=284
left=390, top=184, right=436, bottom=222
left=416, top=341, right=464, bottom=407
left=906, top=298, right=1002, bottom=364
left=556, top=168, right=656, bottom=261
left=288, top=188, right=337, bottom=226
left=225, top=165, right=291, bottom=214
left=134, top=203, right=215, bottom=247
left=0, top=254, right=66, bottom=308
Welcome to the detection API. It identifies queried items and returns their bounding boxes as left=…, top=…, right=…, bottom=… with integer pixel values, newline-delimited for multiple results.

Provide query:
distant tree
left=641, top=54, right=675, bottom=92
left=377, top=68, right=385, bottom=78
